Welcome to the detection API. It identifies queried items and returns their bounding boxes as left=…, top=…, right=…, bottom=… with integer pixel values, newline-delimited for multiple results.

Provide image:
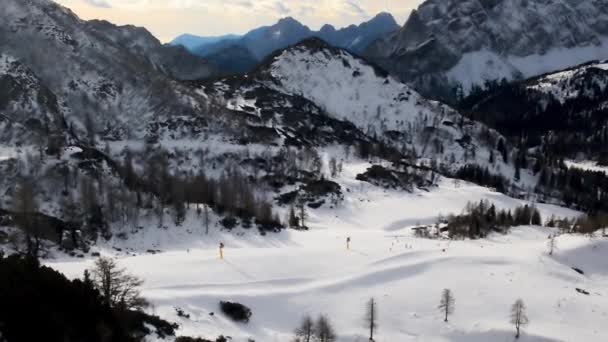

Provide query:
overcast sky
left=54, top=0, right=422, bottom=42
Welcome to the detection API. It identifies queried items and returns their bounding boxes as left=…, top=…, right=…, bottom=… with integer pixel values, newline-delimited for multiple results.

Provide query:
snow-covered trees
left=510, top=299, right=529, bottom=339
left=446, top=200, right=542, bottom=239
left=365, top=298, right=378, bottom=341
left=438, top=289, right=455, bottom=322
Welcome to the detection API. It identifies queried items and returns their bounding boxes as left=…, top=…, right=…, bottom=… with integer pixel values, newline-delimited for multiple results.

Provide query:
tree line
left=293, top=291, right=530, bottom=341
left=446, top=200, right=542, bottom=239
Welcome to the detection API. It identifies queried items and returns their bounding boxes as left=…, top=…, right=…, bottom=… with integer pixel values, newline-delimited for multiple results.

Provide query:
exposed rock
left=366, top=0, right=608, bottom=101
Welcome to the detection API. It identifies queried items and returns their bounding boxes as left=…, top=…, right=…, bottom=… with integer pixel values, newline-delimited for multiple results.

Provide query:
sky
left=54, top=0, right=423, bottom=42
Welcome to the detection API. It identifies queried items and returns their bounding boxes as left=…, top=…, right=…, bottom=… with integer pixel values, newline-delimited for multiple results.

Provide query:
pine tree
left=531, top=209, right=542, bottom=226
left=288, top=205, right=299, bottom=228
left=204, top=204, right=210, bottom=235
left=497, top=139, right=508, bottom=164
left=298, top=200, right=307, bottom=229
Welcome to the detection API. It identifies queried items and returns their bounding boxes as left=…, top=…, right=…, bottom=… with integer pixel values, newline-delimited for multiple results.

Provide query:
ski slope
left=46, top=163, right=607, bottom=342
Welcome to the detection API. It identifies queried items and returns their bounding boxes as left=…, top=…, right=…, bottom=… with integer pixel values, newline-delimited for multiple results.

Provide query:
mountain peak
left=365, top=0, right=608, bottom=100
left=276, top=17, right=304, bottom=27
left=320, top=24, right=336, bottom=34
left=370, top=12, right=397, bottom=24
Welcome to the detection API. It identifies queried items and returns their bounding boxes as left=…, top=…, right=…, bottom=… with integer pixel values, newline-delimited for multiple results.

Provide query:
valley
left=1, top=0, right=608, bottom=341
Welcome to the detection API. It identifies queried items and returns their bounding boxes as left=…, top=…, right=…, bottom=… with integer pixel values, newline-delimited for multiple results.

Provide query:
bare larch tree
left=365, top=297, right=378, bottom=341
left=438, top=289, right=455, bottom=322
left=315, top=314, right=336, bottom=342
left=510, top=299, right=529, bottom=339
left=294, top=314, right=315, bottom=342
left=547, top=235, right=557, bottom=256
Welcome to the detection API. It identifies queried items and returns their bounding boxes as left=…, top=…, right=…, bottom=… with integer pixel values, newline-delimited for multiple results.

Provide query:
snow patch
left=566, top=160, right=608, bottom=174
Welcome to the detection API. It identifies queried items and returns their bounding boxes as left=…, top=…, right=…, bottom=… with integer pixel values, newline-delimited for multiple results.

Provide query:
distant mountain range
left=171, top=33, right=241, bottom=51
left=171, top=13, right=399, bottom=74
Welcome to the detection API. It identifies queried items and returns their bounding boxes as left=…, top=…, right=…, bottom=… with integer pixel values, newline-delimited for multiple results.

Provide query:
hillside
left=206, top=38, right=511, bottom=174
left=460, top=60, right=608, bottom=163
left=2, top=1, right=608, bottom=341
left=46, top=171, right=604, bottom=342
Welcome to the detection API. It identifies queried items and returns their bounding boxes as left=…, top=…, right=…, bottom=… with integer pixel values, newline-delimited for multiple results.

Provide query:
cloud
left=84, top=0, right=112, bottom=7
left=274, top=1, right=290, bottom=15
left=298, top=5, right=315, bottom=17
left=57, top=0, right=422, bottom=41
left=345, top=0, right=367, bottom=17
left=234, top=1, right=253, bottom=9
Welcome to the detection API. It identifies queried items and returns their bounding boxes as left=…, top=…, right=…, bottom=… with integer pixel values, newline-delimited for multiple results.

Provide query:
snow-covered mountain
left=194, top=17, right=312, bottom=62
left=366, top=0, right=608, bottom=101
left=3, top=3, right=608, bottom=341
left=0, top=0, right=221, bottom=145
left=84, top=20, right=218, bottom=81
left=461, top=60, right=608, bottom=162
left=316, top=12, right=399, bottom=55
left=526, top=60, right=608, bottom=101
left=204, top=38, right=511, bottom=174
left=203, top=44, right=260, bottom=74
left=187, top=13, right=399, bottom=73
left=0, top=55, right=64, bottom=145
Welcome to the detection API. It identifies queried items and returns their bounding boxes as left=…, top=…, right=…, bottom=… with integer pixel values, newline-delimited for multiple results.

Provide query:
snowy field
left=46, top=163, right=608, bottom=342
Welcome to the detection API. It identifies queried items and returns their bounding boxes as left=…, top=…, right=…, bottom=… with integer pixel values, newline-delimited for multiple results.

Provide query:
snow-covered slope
left=461, top=60, right=608, bottom=162
left=45, top=164, right=606, bottom=342
left=0, top=54, right=64, bottom=145
left=366, top=0, right=608, bottom=100
left=85, top=19, right=218, bottom=81
left=526, top=60, right=608, bottom=101
left=252, top=39, right=510, bottom=172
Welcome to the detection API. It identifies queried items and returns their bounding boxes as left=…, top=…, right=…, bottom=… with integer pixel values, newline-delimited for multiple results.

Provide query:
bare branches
left=91, top=257, right=149, bottom=311
left=365, top=298, right=378, bottom=341
left=438, top=289, right=455, bottom=322
left=510, top=299, right=529, bottom=339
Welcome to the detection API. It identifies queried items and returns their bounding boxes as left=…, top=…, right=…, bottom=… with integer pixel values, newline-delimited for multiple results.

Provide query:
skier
left=219, top=242, right=225, bottom=260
